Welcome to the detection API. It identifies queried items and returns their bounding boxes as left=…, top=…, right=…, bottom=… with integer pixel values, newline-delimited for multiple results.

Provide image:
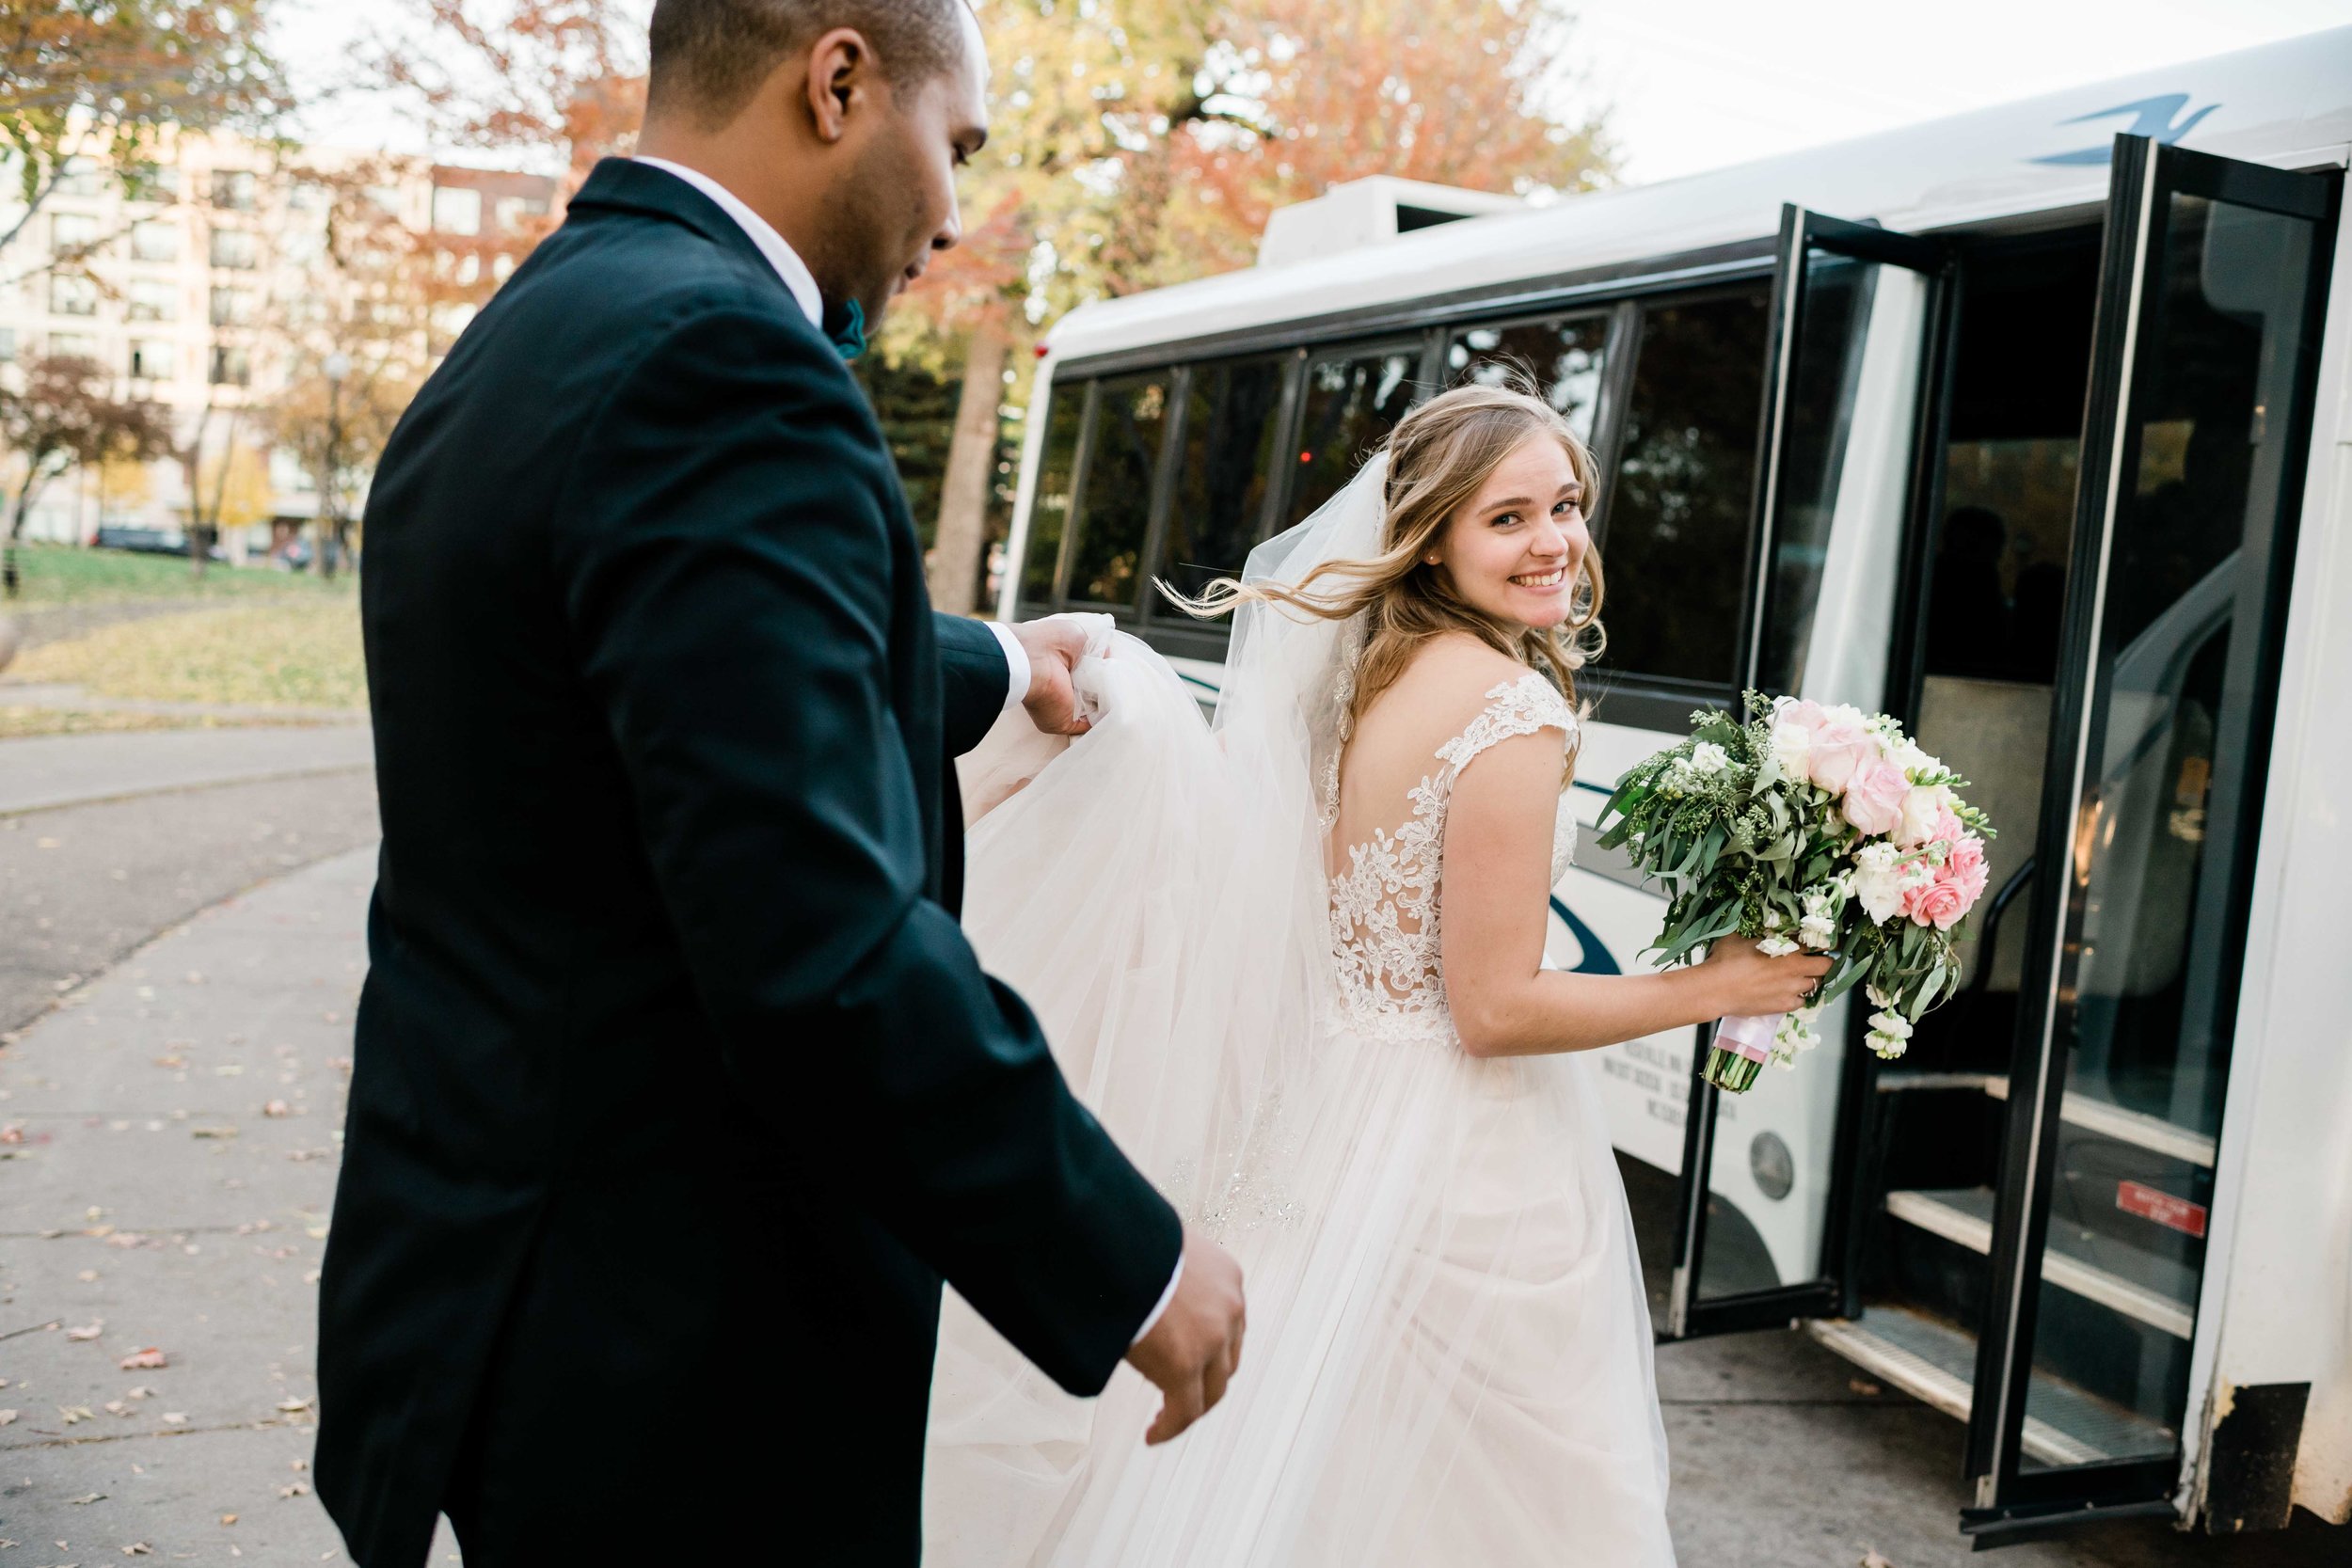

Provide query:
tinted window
left=1020, top=380, right=1088, bottom=608
left=1285, top=347, right=1418, bottom=530
left=1448, top=313, right=1611, bottom=442
left=1068, top=372, right=1170, bottom=610
left=1601, top=291, right=1770, bottom=686
left=1158, top=356, right=1286, bottom=602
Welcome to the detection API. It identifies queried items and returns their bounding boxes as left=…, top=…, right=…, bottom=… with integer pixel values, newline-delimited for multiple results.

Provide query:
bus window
left=1285, top=346, right=1418, bottom=531
left=1067, top=372, right=1170, bottom=612
left=1157, top=354, right=1287, bottom=603
left=1598, top=289, right=1771, bottom=688
left=1447, top=313, right=1611, bottom=443
left=1020, top=379, right=1089, bottom=610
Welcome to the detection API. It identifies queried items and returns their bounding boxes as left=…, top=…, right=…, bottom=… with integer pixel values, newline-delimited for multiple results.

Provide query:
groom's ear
left=802, top=26, right=877, bottom=146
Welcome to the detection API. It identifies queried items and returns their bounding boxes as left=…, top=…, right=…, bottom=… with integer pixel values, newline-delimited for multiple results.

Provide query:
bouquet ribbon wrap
left=1714, top=1012, right=1782, bottom=1065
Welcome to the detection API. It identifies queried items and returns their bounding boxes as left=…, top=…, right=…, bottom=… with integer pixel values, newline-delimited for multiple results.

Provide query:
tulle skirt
left=924, top=632, right=1674, bottom=1567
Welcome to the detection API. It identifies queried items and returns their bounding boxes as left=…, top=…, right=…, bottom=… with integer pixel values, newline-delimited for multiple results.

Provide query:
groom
left=314, top=2, right=1247, bottom=1563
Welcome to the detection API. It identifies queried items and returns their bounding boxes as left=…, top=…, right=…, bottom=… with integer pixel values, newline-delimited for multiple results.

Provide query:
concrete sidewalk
left=0, top=725, right=373, bottom=816
left=0, top=847, right=382, bottom=1561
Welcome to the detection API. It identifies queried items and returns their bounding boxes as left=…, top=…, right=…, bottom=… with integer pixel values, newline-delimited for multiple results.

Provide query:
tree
left=0, top=0, right=291, bottom=263
left=373, top=0, right=648, bottom=200
left=898, top=0, right=1614, bottom=611
left=274, top=355, right=416, bottom=578
left=0, top=354, right=173, bottom=594
left=96, top=446, right=154, bottom=521
left=1121, top=0, right=1614, bottom=284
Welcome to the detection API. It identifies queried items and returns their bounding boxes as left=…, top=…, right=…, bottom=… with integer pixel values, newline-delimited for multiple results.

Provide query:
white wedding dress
left=925, top=460, right=1675, bottom=1567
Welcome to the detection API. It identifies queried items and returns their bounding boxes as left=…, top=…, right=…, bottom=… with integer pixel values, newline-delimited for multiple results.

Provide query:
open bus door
left=1960, top=135, right=2339, bottom=1544
left=1664, top=205, right=1958, bottom=1337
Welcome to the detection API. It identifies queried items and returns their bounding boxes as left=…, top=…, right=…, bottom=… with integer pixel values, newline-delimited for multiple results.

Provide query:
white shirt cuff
left=985, top=621, right=1030, bottom=719
left=1130, top=1257, right=1184, bottom=1347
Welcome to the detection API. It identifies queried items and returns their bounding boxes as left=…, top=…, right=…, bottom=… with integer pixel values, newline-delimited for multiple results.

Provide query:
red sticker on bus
left=2117, top=1180, right=2206, bottom=1238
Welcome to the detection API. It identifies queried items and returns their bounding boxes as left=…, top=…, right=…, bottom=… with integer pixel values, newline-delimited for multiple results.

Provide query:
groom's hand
left=1009, top=617, right=1093, bottom=737
left=1125, top=1223, right=1247, bottom=1446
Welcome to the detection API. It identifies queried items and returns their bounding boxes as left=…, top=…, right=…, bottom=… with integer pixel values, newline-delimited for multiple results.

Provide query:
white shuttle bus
left=993, top=27, right=2352, bottom=1547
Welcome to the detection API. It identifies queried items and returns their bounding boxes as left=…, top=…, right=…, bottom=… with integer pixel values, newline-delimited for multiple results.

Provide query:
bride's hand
left=1696, top=938, right=1833, bottom=1018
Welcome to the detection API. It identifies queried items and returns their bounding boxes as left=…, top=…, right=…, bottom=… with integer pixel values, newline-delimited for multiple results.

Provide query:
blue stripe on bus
left=1550, top=896, right=1623, bottom=976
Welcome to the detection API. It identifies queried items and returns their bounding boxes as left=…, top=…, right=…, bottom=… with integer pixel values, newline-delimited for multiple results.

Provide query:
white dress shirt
left=631, top=157, right=1181, bottom=1345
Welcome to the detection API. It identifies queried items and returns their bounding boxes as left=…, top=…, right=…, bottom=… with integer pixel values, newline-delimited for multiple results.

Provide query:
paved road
left=0, top=722, right=379, bottom=1037
left=0, top=726, right=373, bottom=817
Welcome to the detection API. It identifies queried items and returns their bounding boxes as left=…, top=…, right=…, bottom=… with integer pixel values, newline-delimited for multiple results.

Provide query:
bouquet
left=1595, top=693, right=1995, bottom=1093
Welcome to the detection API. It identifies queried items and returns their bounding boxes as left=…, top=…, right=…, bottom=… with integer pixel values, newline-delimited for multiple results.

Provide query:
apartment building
left=0, top=129, right=554, bottom=559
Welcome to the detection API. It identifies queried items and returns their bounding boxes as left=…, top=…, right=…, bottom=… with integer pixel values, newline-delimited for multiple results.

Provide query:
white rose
left=1892, top=736, right=1936, bottom=778
left=1769, top=721, right=1813, bottom=782
left=1689, top=741, right=1730, bottom=776
left=1851, top=843, right=1905, bottom=925
left=1894, top=784, right=1951, bottom=848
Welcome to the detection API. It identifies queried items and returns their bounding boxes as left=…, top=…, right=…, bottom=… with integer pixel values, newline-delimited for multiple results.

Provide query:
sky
left=271, top=0, right=2352, bottom=183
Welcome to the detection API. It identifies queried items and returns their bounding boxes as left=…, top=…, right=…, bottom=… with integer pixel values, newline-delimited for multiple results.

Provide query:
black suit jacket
left=316, top=158, right=1181, bottom=1567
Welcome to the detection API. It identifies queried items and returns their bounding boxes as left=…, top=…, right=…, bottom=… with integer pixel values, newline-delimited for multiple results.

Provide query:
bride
left=925, top=382, right=1829, bottom=1565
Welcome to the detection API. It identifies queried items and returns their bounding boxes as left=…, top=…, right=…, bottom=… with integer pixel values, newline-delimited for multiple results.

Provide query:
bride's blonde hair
left=1168, top=377, right=1606, bottom=726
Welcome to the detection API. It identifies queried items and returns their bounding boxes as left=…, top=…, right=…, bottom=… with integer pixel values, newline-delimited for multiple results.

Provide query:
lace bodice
left=1327, top=674, right=1579, bottom=1042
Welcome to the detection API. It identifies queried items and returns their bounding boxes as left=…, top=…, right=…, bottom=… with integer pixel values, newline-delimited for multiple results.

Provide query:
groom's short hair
left=646, top=0, right=969, bottom=129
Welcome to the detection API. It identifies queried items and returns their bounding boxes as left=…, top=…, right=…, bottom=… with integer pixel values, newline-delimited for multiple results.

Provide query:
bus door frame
left=1664, top=203, right=1961, bottom=1338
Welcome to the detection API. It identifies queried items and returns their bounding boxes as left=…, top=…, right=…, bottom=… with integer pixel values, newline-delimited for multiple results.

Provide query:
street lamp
left=320, top=353, right=352, bottom=578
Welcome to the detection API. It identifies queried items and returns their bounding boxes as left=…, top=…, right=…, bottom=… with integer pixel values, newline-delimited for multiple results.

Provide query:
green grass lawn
left=7, top=540, right=354, bottom=609
left=9, top=598, right=366, bottom=711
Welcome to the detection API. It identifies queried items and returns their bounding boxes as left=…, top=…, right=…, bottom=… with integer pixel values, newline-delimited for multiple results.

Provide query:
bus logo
left=2032, top=93, right=2219, bottom=166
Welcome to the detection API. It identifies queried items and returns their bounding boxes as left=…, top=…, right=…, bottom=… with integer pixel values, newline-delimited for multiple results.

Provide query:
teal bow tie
left=826, top=299, right=867, bottom=362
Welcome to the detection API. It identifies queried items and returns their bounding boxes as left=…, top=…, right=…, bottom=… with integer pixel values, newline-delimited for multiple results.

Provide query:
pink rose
left=1903, top=877, right=1970, bottom=930
left=1840, top=757, right=1910, bottom=837
left=1940, top=834, right=1990, bottom=913
left=1931, top=804, right=1967, bottom=848
left=1807, top=718, right=1872, bottom=794
left=1778, top=698, right=1827, bottom=731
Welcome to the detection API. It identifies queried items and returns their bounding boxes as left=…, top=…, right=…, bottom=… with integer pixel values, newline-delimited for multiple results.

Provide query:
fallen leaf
left=103, top=1402, right=127, bottom=1417
left=64, top=1321, right=103, bottom=1341
left=218, top=1513, right=237, bottom=1526
left=160, top=1412, right=186, bottom=1425
left=118, top=1348, right=167, bottom=1371
left=122, top=1545, right=152, bottom=1557
left=151, top=1055, right=184, bottom=1070
left=1861, top=1553, right=1898, bottom=1568
left=277, top=1397, right=312, bottom=1414
left=1849, top=1377, right=1883, bottom=1398
left=261, top=1101, right=292, bottom=1118
left=60, top=1405, right=94, bottom=1425
left=104, top=1234, right=144, bottom=1249
left=124, top=1386, right=154, bottom=1400
left=77, top=1270, right=99, bottom=1283
left=278, top=1482, right=310, bottom=1498
left=190, top=1126, right=236, bottom=1140
left=70, top=1491, right=105, bottom=1503
left=0, top=1409, right=16, bottom=1426
left=289, top=1458, right=307, bottom=1471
